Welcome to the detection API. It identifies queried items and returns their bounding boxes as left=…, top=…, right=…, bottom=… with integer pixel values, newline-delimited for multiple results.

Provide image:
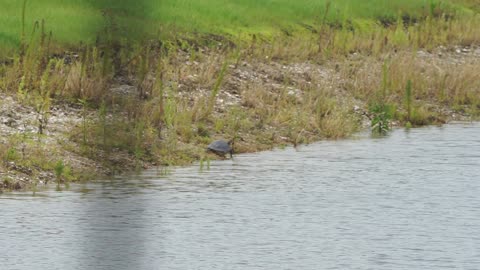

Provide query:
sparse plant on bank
left=78, top=98, right=89, bottom=146
left=369, top=103, right=393, bottom=135
left=5, top=148, right=19, bottom=164
left=54, top=160, right=65, bottom=183
left=98, top=101, right=108, bottom=150
left=405, top=79, right=413, bottom=125
left=203, top=60, right=229, bottom=120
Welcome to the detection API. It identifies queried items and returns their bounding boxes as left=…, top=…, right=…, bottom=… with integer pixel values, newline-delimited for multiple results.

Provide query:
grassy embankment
left=1, top=0, right=480, bottom=190
left=1, top=0, right=478, bottom=53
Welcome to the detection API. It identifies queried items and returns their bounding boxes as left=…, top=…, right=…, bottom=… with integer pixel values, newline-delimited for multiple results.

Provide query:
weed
left=203, top=60, right=228, bottom=120
left=134, top=120, right=146, bottom=166
left=98, top=100, right=108, bottom=149
left=5, top=148, right=19, bottom=163
left=78, top=98, right=89, bottom=146
left=199, top=157, right=205, bottom=171
left=370, top=103, right=394, bottom=135
left=405, top=79, right=413, bottom=125
left=54, top=160, right=65, bottom=182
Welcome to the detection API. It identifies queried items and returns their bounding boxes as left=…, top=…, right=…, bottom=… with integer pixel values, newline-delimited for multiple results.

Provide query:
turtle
left=207, top=139, right=234, bottom=158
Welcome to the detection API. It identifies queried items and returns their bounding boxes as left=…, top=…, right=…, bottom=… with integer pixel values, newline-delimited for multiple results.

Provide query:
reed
left=204, top=60, right=228, bottom=120
left=405, top=79, right=413, bottom=124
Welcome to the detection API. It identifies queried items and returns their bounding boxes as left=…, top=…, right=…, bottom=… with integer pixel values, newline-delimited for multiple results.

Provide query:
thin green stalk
left=405, top=79, right=413, bottom=122
left=205, top=60, right=228, bottom=118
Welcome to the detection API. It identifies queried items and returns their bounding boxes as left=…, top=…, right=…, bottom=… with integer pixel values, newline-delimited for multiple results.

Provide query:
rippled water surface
left=1, top=123, right=480, bottom=270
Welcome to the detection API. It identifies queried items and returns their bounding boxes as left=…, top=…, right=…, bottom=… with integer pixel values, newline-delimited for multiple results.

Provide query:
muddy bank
left=1, top=46, right=478, bottom=191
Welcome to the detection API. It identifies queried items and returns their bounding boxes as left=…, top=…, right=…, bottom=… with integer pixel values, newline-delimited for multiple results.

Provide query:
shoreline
left=2, top=121, right=478, bottom=194
left=1, top=45, right=479, bottom=192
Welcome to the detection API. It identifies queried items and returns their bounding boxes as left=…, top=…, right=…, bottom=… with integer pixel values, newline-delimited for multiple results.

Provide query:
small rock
left=417, top=50, right=425, bottom=56
left=5, top=118, right=18, bottom=128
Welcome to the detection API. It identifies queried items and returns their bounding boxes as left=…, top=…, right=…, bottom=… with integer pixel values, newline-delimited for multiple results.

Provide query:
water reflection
left=1, top=123, right=480, bottom=270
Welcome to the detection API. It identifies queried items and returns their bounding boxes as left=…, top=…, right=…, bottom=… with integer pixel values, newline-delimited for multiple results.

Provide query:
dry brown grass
left=340, top=49, right=480, bottom=124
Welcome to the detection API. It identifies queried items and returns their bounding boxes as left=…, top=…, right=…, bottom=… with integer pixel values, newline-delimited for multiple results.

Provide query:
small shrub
left=370, top=103, right=394, bottom=135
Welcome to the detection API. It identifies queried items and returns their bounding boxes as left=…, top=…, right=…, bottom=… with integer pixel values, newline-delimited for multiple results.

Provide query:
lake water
left=1, top=123, right=480, bottom=270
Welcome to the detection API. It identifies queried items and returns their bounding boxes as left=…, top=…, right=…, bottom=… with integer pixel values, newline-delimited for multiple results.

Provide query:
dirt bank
left=1, top=46, right=478, bottom=192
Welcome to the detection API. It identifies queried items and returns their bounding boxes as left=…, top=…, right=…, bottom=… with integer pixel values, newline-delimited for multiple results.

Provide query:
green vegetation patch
left=0, top=0, right=476, bottom=53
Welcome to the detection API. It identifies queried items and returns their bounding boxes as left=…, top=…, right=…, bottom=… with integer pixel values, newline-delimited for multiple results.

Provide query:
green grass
left=0, top=0, right=477, bottom=54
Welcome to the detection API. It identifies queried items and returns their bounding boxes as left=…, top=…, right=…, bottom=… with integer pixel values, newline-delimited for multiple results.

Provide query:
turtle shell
left=207, top=140, right=232, bottom=154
